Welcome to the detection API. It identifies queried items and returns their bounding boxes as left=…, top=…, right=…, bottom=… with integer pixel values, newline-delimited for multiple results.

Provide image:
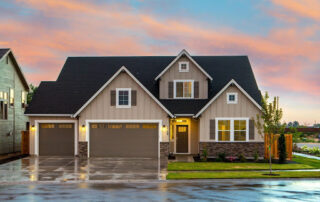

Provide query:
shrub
left=218, top=152, right=226, bottom=162
left=253, top=151, right=259, bottom=162
left=238, top=153, right=246, bottom=162
left=278, top=133, right=287, bottom=164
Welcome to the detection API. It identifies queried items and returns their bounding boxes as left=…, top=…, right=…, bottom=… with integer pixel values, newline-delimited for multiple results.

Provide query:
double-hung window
left=174, top=80, right=193, bottom=98
left=116, top=88, right=131, bottom=108
left=216, top=118, right=248, bottom=142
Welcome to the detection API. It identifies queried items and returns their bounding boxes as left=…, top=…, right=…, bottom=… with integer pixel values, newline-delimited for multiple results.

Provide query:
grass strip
left=167, top=171, right=320, bottom=179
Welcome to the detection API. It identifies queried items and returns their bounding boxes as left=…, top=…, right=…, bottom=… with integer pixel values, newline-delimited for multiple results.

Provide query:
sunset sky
left=0, top=0, right=319, bottom=125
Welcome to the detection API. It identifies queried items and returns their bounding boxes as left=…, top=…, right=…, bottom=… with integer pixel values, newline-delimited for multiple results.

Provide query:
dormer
left=155, top=50, right=212, bottom=99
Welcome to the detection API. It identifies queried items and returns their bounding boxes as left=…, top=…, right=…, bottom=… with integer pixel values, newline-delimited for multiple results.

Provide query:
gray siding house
left=26, top=49, right=264, bottom=159
left=0, top=49, right=29, bottom=154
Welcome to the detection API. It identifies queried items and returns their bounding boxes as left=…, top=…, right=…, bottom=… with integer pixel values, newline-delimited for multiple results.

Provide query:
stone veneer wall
left=78, top=142, right=88, bottom=158
left=160, top=142, right=169, bottom=157
left=199, top=142, right=264, bottom=158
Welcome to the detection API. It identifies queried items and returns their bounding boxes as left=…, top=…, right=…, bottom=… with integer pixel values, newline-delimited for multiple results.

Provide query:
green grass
left=168, top=155, right=320, bottom=171
left=167, top=171, right=320, bottom=179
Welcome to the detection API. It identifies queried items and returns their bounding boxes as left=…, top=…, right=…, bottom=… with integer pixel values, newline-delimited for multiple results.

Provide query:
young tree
left=27, top=84, right=38, bottom=104
left=254, top=92, right=286, bottom=174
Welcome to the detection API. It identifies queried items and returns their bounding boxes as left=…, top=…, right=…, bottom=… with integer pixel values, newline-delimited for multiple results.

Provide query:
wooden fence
left=21, top=131, right=29, bottom=155
left=264, top=134, right=292, bottom=160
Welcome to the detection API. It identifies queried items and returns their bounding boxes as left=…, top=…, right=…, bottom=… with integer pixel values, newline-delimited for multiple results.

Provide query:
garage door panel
left=39, top=123, right=74, bottom=156
left=90, top=123, right=158, bottom=158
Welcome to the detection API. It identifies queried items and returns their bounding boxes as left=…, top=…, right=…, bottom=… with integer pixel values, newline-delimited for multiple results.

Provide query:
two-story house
left=25, top=50, right=264, bottom=159
left=0, top=49, right=29, bottom=155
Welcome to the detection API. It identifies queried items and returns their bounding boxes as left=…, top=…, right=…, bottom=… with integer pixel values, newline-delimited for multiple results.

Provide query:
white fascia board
left=154, top=49, right=213, bottom=81
left=72, top=66, right=174, bottom=118
left=194, top=79, right=262, bottom=118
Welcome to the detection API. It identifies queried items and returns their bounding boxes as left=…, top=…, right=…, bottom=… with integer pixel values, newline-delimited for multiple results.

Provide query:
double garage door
left=89, top=123, right=158, bottom=158
left=38, top=122, right=158, bottom=158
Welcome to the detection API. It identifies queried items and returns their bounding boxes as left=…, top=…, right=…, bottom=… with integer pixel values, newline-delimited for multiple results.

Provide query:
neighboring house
left=0, top=48, right=29, bottom=155
left=25, top=50, right=264, bottom=159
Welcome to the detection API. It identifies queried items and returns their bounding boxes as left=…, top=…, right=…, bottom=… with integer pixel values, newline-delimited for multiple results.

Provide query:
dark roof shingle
left=25, top=56, right=261, bottom=115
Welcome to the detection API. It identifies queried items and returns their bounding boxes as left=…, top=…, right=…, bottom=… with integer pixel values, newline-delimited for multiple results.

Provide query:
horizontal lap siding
left=199, top=86, right=263, bottom=142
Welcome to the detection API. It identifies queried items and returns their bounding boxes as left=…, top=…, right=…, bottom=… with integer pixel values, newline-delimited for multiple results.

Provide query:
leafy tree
left=27, top=84, right=38, bottom=104
left=254, top=92, right=286, bottom=174
left=278, top=133, right=287, bottom=164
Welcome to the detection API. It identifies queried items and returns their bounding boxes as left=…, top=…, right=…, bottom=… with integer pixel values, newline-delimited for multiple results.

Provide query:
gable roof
left=154, top=49, right=213, bottom=81
left=25, top=53, right=261, bottom=116
left=73, top=66, right=174, bottom=118
left=0, top=48, right=29, bottom=91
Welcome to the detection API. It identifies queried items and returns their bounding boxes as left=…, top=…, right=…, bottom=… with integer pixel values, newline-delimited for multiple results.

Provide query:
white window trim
left=179, top=61, right=189, bottom=72
left=227, top=92, right=238, bottom=104
left=116, top=88, right=131, bottom=108
left=215, top=118, right=249, bottom=142
left=173, top=80, right=194, bottom=99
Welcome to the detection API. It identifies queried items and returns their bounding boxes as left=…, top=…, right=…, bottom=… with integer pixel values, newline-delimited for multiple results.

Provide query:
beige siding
left=159, top=56, right=208, bottom=99
left=199, top=86, right=263, bottom=142
left=28, top=116, right=77, bottom=155
left=78, top=72, right=170, bottom=142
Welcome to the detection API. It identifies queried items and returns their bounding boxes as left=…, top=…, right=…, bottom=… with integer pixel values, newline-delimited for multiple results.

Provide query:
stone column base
left=78, top=142, right=88, bottom=158
left=199, top=142, right=264, bottom=158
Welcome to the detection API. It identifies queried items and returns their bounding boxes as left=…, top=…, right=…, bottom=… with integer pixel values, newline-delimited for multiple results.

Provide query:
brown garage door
left=90, top=123, right=158, bottom=158
left=39, top=123, right=74, bottom=156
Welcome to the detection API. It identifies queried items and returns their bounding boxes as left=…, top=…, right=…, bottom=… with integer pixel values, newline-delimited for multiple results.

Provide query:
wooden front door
left=176, top=125, right=188, bottom=153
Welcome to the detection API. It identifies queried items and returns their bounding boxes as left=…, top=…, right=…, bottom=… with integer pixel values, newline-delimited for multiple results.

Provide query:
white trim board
left=72, top=66, right=174, bottom=118
left=34, top=120, right=78, bottom=156
left=85, top=119, right=163, bottom=159
left=154, top=49, right=213, bottom=81
left=194, top=79, right=262, bottom=118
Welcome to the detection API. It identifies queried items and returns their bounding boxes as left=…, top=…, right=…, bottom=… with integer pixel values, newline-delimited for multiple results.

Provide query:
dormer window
left=174, top=80, right=193, bottom=98
left=179, top=62, right=189, bottom=72
left=227, top=93, right=238, bottom=104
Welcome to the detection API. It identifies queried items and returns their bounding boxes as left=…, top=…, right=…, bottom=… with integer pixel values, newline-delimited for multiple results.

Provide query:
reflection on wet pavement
left=0, top=156, right=167, bottom=182
left=0, top=180, right=319, bottom=201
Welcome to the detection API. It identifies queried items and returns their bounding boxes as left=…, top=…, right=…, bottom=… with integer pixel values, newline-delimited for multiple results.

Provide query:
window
left=216, top=118, right=248, bottom=142
left=21, top=91, right=27, bottom=108
left=174, top=80, right=193, bottom=98
left=116, top=88, right=131, bottom=108
left=9, top=88, right=14, bottom=106
left=227, top=93, right=238, bottom=104
left=179, top=62, right=189, bottom=72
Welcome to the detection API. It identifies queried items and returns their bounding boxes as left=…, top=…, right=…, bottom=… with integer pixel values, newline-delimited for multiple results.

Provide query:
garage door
left=89, top=123, right=158, bottom=158
left=39, top=123, right=74, bottom=156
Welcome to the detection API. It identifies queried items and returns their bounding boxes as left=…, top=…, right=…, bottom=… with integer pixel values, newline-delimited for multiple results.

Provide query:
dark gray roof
left=0, top=48, right=9, bottom=59
left=25, top=56, right=261, bottom=115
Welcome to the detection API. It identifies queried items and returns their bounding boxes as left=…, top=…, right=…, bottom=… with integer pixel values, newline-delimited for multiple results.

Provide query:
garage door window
left=116, top=88, right=131, bottom=108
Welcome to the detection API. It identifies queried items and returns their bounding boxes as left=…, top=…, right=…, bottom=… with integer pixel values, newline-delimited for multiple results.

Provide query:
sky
left=0, top=0, right=319, bottom=125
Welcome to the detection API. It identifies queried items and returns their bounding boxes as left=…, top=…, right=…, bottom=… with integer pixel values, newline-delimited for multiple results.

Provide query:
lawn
left=167, top=155, right=320, bottom=171
left=167, top=171, right=320, bottom=179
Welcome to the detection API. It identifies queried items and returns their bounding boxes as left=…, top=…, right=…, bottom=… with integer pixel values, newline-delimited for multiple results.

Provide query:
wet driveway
left=0, top=180, right=320, bottom=201
left=0, top=156, right=167, bottom=183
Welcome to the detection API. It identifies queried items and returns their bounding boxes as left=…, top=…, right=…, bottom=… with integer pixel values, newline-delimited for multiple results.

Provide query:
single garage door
left=39, top=123, right=74, bottom=156
left=89, top=123, right=158, bottom=158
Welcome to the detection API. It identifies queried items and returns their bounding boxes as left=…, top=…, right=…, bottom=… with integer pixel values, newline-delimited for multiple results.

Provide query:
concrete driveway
left=0, top=156, right=167, bottom=183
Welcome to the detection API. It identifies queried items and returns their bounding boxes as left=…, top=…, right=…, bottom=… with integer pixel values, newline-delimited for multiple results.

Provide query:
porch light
left=81, top=124, right=86, bottom=132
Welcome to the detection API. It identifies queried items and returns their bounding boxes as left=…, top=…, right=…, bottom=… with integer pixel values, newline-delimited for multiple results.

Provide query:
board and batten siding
left=78, top=72, right=170, bottom=142
left=0, top=54, right=28, bottom=154
left=159, top=56, right=208, bottom=99
left=199, top=85, right=263, bottom=142
left=28, top=116, right=77, bottom=155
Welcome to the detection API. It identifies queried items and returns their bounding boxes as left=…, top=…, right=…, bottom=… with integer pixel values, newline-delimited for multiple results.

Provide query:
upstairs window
left=174, top=80, right=193, bottom=98
left=227, top=93, right=238, bottom=104
left=116, top=88, right=131, bottom=108
left=179, top=62, right=189, bottom=72
left=9, top=88, right=14, bottom=106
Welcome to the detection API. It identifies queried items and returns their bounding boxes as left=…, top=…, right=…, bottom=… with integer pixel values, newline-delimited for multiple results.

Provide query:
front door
left=176, top=125, right=188, bottom=153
